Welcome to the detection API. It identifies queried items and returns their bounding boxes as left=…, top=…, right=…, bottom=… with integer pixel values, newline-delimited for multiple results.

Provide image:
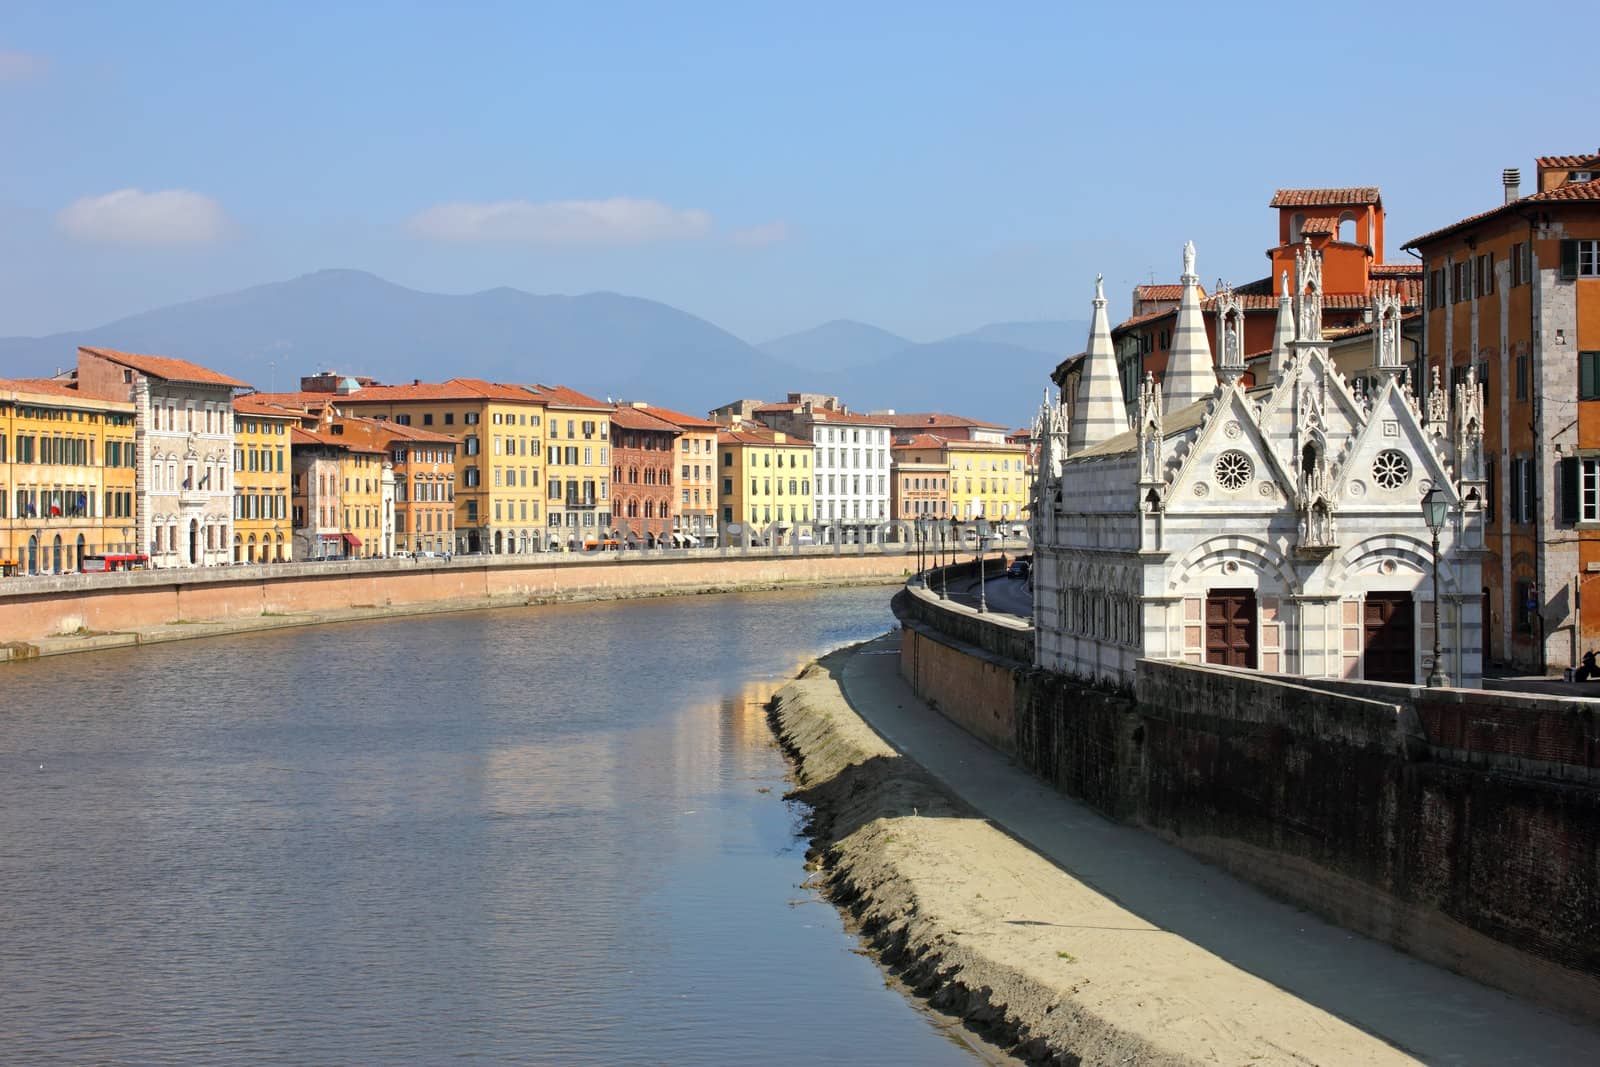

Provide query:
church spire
left=1270, top=270, right=1294, bottom=382
left=1161, top=240, right=1218, bottom=411
left=1068, top=274, right=1126, bottom=453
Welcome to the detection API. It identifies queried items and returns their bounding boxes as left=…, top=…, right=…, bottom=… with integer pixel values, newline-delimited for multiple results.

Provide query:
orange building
left=1404, top=153, right=1600, bottom=672
left=1063, top=188, right=1423, bottom=404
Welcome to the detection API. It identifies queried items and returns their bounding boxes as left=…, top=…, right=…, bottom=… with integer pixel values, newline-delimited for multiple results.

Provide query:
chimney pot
left=1503, top=167, right=1521, bottom=204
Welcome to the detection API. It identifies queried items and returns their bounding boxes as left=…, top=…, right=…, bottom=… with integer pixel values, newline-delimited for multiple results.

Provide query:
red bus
left=80, top=553, right=150, bottom=573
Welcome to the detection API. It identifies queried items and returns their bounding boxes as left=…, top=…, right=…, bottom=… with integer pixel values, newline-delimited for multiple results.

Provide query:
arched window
left=1337, top=213, right=1356, bottom=244
left=1290, top=212, right=1306, bottom=242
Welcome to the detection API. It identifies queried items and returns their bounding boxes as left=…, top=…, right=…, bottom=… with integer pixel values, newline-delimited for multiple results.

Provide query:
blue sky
left=2, top=1, right=1596, bottom=344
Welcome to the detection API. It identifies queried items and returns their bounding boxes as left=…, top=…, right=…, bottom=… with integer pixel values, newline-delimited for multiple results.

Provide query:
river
left=0, top=586, right=999, bottom=1065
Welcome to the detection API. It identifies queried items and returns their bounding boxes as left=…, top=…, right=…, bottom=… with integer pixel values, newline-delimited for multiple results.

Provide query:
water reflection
left=0, top=586, right=988, bottom=1065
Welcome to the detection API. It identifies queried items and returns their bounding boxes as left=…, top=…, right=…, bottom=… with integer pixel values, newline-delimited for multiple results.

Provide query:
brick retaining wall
left=0, top=549, right=914, bottom=644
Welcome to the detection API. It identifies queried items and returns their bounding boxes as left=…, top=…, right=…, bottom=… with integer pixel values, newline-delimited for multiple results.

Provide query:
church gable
left=1162, top=386, right=1295, bottom=513
left=1255, top=345, right=1367, bottom=474
left=1328, top=377, right=1458, bottom=510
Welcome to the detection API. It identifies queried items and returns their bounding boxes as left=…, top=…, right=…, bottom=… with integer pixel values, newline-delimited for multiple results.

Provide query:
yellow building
left=538, top=384, right=613, bottom=551
left=0, top=377, right=136, bottom=574
left=890, top=433, right=1028, bottom=525
left=231, top=395, right=295, bottom=562
left=338, top=437, right=386, bottom=560
left=717, top=422, right=812, bottom=538
left=264, top=375, right=550, bottom=555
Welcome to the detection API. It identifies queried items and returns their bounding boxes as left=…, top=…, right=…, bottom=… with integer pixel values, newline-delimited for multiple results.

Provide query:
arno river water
left=1, top=586, right=994, bottom=1065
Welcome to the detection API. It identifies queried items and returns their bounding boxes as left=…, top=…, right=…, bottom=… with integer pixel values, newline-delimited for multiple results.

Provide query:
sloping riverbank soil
left=767, top=649, right=1416, bottom=1066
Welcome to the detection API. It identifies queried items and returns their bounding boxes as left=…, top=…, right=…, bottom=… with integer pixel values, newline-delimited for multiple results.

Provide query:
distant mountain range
left=0, top=269, right=1087, bottom=427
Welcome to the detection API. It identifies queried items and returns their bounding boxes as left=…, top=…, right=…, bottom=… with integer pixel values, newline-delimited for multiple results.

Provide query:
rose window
left=1213, top=450, right=1253, bottom=491
left=1372, top=449, right=1411, bottom=490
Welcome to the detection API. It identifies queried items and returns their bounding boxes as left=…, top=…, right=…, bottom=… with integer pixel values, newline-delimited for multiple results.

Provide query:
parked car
left=1006, top=559, right=1030, bottom=580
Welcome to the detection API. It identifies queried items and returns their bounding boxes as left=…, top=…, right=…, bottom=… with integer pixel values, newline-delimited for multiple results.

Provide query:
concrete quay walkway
left=838, top=631, right=1600, bottom=1064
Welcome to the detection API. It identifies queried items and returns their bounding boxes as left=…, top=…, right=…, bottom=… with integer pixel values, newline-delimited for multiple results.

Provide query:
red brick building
left=609, top=404, right=682, bottom=546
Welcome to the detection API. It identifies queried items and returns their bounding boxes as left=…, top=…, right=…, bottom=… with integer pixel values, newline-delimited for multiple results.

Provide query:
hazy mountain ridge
left=0, top=270, right=1085, bottom=426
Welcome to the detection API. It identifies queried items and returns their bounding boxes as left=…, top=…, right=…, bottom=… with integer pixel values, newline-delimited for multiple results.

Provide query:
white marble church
left=1032, top=241, right=1486, bottom=688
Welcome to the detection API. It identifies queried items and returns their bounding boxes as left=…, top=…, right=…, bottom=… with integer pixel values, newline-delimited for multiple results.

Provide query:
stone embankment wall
left=0, top=548, right=913, bottom=648
left=895, top=578, right=1031, bottom=753
left=896, top=585, right=1600, bottom=1025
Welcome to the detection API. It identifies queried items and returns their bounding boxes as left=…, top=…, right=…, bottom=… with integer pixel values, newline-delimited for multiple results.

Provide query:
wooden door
left=1205, top=588, right=1258, bottom=668
left=1363, top=592, right=1415, bottom=683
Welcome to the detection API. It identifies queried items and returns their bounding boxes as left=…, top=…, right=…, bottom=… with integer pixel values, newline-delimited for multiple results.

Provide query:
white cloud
left=730, top=221, right=790, bottom=247
left=58, top=188, right=228, bottom=245
left=0, top=50, right=50, bottom=83
left=408, top=196, right=713, bottom=245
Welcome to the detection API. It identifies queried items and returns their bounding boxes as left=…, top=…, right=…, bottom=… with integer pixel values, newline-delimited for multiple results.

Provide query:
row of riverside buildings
left=1, top=349, right=1033, bottom=575
left=1038, top=149, right=1600, bottom=681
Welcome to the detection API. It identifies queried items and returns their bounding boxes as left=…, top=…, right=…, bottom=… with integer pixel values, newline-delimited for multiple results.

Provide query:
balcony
left=178, top=490, right=209, bottom=509
left=564, top=495, right=598, bottom=510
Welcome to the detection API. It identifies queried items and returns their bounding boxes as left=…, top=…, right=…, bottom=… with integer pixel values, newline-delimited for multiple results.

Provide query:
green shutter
left=1584, top=353, right=1600, bottom=401
left=1510, top=460, right=1523, bottom=524
left=1562, top=239, right=1580, bottom=279
left=1561, top=457, right=1580, bottom=525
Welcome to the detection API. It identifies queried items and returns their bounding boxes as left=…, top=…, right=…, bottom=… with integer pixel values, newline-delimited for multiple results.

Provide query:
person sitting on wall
left=1576, top=650, right=1598, bottom=683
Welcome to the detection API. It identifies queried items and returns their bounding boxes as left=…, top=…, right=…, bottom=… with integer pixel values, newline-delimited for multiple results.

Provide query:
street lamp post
left=977, top=518, right=990, bottom=614
left=1423, top=486, right=1450, bottom=688
left=939, top=520, right=949, bottom=600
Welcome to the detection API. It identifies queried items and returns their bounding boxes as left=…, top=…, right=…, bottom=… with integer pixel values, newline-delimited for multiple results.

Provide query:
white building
left=76, top=346, right=249, bottom=568
left=751, top=395, right=892, bottom=540
left=1033, top=244, right=1486, bottom=688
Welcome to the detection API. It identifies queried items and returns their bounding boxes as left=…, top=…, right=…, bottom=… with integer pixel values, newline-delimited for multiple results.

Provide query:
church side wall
left=1035, top=453, right=1143, bottom=682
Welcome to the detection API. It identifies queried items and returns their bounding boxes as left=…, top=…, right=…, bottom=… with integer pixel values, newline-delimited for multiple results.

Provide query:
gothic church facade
left=1033, top=242, right=1486, bottom=688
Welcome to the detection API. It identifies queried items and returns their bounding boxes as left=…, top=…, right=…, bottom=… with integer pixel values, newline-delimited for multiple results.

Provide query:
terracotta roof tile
left=530, top=383, right=609, bottom=410
left=717, top=424, right=810, bottom=447
left=287, top=378, right=542, bottom=405
left=1114, top=277, right=1420, bottom=334
left=874, top=412, right=1007, bottom=430
left=232, top=394, right=306, bottom=418
left=1269, top=187, right=1381, bottom=208
left=1299, top=216, right=1339, bottom=235
left=1134, top=284, right=1184, bottom=301
left=1405, top=178, right=1600, bottom=248
left=1526, top=177, right=1600, bottom=202
left=892, top=433, right=953, bottom=451
left=0, top=376, right=134, bottom=408
left=79, top=346, right=251, bottom=389
left=891, top=432, right=1026, bottom=452
left=1536, top=154, right=1600, bottom=170
left=609, top=404, right=684, bottom=433
left=620, top=403, right=719, bottom=430
left=1369, top=263, right=1422, bottom=277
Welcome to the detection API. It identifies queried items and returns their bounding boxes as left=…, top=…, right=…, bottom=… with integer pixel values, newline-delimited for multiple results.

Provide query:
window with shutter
left=1560, top=457, right=1580, bottom=524
left=1582, top=353, right=1600, bottom=401
left=1510, top=459, right=1524, bottom=524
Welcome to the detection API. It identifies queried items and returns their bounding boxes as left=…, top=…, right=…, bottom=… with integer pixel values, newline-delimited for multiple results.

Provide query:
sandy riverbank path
left=834, top=631, right=1600, bottom=1064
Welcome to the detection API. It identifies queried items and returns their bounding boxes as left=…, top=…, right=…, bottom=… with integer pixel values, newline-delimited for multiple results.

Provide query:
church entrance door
left=1205, top=589, right=1257, bottom=668
left=1363, top=592, right=1415, bottom=683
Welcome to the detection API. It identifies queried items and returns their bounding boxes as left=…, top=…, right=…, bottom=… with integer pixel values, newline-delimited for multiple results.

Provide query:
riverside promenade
left=781, top=631, right=1600, bottom=1064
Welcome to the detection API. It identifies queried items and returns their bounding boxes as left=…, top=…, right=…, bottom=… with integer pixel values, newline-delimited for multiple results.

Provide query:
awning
left=341, top=533, right=363, bottom=548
